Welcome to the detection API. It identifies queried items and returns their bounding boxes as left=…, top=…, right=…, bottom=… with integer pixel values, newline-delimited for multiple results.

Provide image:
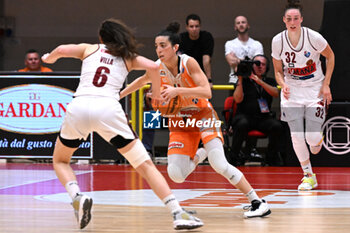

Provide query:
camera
left=235, top=58, right=261, bottom=77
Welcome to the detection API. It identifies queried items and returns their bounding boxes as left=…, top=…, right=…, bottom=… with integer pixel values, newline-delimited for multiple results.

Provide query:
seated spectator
left=18, top=49, right=53, bottom=72
left=230, top=55, right=284, bottom=166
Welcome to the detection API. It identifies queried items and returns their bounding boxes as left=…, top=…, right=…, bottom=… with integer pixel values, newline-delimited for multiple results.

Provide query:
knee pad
left=208, top=148, right=227, bottom=174
left=167, top=154, right=195, bottom=183
left=122, top=140, right=150, bottom=168
left=207, top=148, right=243, bottom=185
left=167, top=163, right=186, bottom=183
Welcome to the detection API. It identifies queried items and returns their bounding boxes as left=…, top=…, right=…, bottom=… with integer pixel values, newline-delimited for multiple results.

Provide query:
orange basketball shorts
left=167, top=107, right=223, bottom=159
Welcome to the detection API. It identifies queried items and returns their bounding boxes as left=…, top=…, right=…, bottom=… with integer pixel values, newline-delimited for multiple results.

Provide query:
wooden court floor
left=1, top=163, right=350, bottom=233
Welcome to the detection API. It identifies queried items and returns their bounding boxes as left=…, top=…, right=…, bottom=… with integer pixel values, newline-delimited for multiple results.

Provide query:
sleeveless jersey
left=156, top=54, right=209, bottom=112
left=74, top=44, right=128, bottom=99
left=271, top=27, right=327, bottom=87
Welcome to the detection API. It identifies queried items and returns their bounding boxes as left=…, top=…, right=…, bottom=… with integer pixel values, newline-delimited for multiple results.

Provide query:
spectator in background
left=225, top=16, right=263, bottom=87
left=225, top=15, right=264, bottom=160
left=18, top=49, right=53, bottom=72
left=230, top=55, right=284, bottom=166
left=179, top=14, right=214, bottom=86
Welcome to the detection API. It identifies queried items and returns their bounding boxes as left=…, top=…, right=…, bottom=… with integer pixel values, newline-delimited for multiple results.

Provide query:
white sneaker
left=298, top=173, right=318, bottom=191
left=173, top=209, right=203, bottom=230
left=72, top=194, right=93, bottom=229
left=243, top=199, right=271, bottom=218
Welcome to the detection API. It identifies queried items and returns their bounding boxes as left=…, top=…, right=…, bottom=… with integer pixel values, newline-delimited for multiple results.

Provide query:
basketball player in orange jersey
left=42, top=18, right=203, bottom=230
left=272, top=0, right=335, bottom=191
left=120, top=22, right=271, bottom=218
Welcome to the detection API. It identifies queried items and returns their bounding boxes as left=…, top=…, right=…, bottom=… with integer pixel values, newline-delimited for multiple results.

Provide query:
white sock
left=65, top=180, right=81, bottom=199
left=245, top=189, right=261, bottom=203
left=162, top=194, right=182, bottom=214
left=301, top=162, right=313, bottom=175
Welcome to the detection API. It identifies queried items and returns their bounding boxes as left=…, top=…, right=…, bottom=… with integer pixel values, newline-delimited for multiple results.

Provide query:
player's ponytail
left=99, top=18, right=141, bottom=59
left=156, top=21, right=181, bottom=46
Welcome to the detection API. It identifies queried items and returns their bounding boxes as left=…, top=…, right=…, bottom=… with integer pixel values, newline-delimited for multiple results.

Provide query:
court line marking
left=0, top=170, right=92, bottom=190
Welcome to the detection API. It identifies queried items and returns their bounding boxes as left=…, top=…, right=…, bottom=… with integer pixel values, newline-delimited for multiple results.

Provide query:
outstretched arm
left=42, top=43, right=93, bottom=63
left=120, top=74, right=151, bottom=99
left=127, top=56, right=161, bottom=100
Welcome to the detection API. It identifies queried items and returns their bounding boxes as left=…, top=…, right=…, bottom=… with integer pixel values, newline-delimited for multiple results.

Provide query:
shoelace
left=173, top=209, right=199, bottom=222
left=243, top=200, right=261, bottom=211
left=182, top=208, right=197, bottom=215
left=301, top=174, right=313, bottom=182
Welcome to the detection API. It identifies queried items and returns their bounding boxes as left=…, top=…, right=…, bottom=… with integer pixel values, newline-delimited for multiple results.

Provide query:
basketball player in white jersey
left=271, top=0, right=335, bottom=191
left=42, top=18, right=203, bottom=230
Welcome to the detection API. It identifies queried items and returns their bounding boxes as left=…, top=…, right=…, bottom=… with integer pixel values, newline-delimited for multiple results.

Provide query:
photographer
left=230, top=55, right=284, bottom=166
left=225, top=16, right=263, bottom=90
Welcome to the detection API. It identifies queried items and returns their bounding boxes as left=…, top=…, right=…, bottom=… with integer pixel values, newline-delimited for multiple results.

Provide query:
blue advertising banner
left=0, top=75, right=92, bottom=159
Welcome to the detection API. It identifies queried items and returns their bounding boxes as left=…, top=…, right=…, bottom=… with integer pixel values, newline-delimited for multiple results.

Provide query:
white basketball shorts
left=280, top=82, right=326, bottom=124
left=60, top=96, right=135, bottom=142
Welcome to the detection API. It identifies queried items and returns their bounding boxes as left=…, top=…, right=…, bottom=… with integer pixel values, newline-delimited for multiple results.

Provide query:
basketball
left=152, top=95, right=182, bottom=116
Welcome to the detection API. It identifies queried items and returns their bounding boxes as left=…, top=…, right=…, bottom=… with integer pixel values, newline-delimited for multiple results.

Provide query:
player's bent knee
left=305, top=131, right=323, bottom=146
left=208, top=148, right=227, bottom=174
left=122, top=140, right=150, bottom=168
left=167, top=164, right=186, bottom=183
left=207, top=148, right=243, bottom=185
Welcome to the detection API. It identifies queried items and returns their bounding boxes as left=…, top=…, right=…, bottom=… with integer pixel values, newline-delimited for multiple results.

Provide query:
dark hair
left=284, top=0, right=303, bottom=15
left=99, top=18, right=140, bottom=59
left=25, top=49, right=40, bottom=58
left=26, top=49, right=39, bottom=55
left=24, top=49, right=40, bottom=59
left=185, top=14, right=201, bottom=25
left=156, top=21, right=181, bottom=46
left=252, top=54, right=270, bottom=75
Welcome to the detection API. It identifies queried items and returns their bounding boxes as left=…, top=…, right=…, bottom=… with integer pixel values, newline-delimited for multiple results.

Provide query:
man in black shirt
left=230, top=55, right=284, bottom=166
left=179, top=14, right=214, bottom=86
